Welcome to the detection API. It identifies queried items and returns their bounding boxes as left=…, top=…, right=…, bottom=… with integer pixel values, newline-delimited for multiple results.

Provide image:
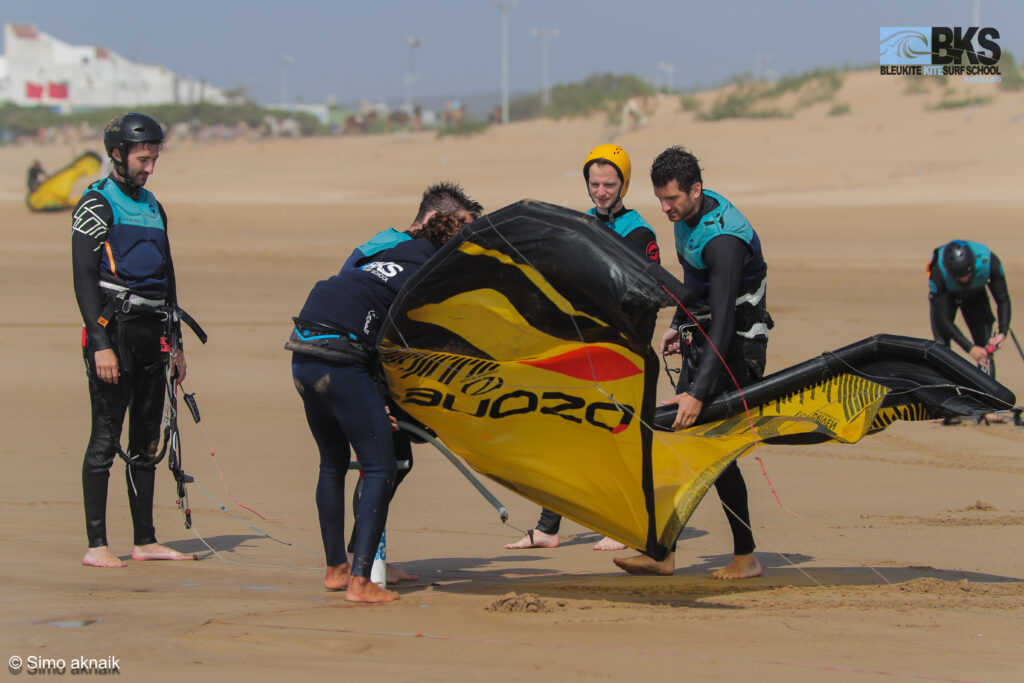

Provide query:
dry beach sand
left=2, top=71, right=1023, bottom=681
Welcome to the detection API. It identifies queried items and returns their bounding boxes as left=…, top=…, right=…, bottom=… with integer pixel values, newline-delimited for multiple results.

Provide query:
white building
left=0, top=23, right=234, bottom=111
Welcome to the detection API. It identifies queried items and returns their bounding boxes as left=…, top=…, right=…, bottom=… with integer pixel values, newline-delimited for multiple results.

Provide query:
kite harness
left=105, top=288, right=208, bottom=528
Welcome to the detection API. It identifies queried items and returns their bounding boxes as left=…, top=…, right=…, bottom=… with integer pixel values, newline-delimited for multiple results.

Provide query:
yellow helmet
left=583, top=143, right=632, bottom=199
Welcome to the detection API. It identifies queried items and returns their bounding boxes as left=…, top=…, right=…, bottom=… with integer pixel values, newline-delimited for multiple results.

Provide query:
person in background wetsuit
left=615, top=145, right=772, bottom=580
left=929, top=240, right=1011, bottom=423
left=289, top=212, right=466, bottom=603
left=27, top=159, right=47, bottom=193
left=929, top=240, right=1010, bottom=373
left=71, top=112, right=193, bottom=568
left=504, top=144, right=660, bottom=553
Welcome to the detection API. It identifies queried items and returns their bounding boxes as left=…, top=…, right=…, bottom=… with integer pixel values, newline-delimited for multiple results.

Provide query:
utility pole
left=494, top=0, right=518, bottom=124
left=403, top=36, right=422, bottom=110
left=281, top=55, right=295, bottom=109
left=531, top=28, right=561, bottom=110
left=657, top=61, right=675, bottom=92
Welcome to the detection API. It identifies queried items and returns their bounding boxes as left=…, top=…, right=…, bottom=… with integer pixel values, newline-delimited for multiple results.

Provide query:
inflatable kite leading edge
left=377, top=200, right=1016, bottom=560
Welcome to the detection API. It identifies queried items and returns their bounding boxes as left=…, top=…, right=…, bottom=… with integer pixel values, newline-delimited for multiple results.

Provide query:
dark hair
left=650, top=145, right=703, bottom=191
left=419, top=211, right=466, bottom=249
left=414, top=181, right=483, bottom=224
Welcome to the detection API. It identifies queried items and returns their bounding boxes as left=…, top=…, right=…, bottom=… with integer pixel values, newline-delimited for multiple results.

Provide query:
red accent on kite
left=519, top=346, right=641, bottom=381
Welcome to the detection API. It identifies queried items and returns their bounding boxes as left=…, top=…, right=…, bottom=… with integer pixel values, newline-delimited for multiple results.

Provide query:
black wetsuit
left=27, top=163, right=46, bottom=193
left=534, top=206, right=661, bottom=538
left=71, top=175, right=176, bottom=549
left=928, top=244, right=1010, bottom=376
left=669, top=191, right=770, bottom=557
left=291, top=238, right=437, bottom=578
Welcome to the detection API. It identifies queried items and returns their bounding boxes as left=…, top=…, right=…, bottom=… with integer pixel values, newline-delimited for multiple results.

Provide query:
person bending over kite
left=928, top=240, right=1012, bottom=424
left=340, top=181, right=482, bottom=583
left=288, top=212, right=466, bottom=603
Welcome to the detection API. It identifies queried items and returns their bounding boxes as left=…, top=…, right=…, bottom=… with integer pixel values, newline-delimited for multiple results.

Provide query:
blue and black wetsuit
left=534, top=206, right=661, bottom=538
left=586, top=207, right=661, bottom=264
left=341, top=228, right=412, bottom=270
left=341, top=226, right=418, bottom=554
left=670, top=189, right=771, bottom=556
left=71, top=175, right=176, bottom=549
left=928, top=241, right=1011, bottom=375
left=291, top=238, right=436, bottom=578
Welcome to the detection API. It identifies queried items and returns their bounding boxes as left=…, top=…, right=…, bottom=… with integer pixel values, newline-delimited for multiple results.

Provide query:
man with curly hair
left=289, top=212, right=466, bottom=603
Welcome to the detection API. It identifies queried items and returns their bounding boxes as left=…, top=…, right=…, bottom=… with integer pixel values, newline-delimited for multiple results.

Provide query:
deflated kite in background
left=378, top=200, right=1016, bottom=561
left=26, top=151, right=102, bottom=212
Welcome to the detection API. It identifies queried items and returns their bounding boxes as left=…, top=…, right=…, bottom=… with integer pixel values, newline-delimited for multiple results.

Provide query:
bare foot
left=82, top=547, right=127, bottom=568
left=613, top=551, right=675, bottom=576
left=982, top=412, right=1007, bottom=424
left=324, top=563, right=352, bottom=591
left=709, top=553, right=762, bottom=579
left=386, top=564, right=419, bottom=583
left=504, top=529, right=559, bottom=550
left=345, top=576, right=399, bottom=603
left=593, top=536, right=627, bottom=551
left=131, top=543, right=197, bottom=562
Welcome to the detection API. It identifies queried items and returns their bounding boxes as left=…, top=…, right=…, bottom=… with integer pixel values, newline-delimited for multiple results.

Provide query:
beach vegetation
left=927, top=95, right=994, bottom=110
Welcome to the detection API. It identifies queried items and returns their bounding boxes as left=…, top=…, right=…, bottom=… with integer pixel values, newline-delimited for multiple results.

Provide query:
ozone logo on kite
left=401, top=386, right=635, bottom=433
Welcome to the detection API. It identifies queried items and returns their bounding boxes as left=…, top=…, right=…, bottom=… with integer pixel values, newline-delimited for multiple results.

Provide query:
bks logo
left=880, top=27, right=1001, bottom=77
left=361, top=260, right=404, bottom=282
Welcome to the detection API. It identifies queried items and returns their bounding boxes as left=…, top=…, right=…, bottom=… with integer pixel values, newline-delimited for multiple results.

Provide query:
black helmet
left=942, top=240, right=975, bottom=280
left=103, top=112, right=164, bottom=179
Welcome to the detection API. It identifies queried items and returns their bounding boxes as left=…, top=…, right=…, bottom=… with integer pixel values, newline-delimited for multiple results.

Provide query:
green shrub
left=927, top=96, right=994, bottom=110
left=0, top=101, right=327, bottom=139
left=508, top=72, right=654, bottom=122
left=998, top=49, right=1024, bottom=91
left=435, top=118, right=490, bottom=138
left=678, top=93, right=700, bottom=112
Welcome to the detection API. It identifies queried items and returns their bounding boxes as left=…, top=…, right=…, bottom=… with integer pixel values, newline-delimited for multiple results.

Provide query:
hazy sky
left=3, top=0, right=1022, bottom=105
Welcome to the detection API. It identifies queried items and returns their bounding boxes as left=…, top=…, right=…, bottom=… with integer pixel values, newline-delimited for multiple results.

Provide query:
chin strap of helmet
left=112, top=148, right=130, bottom=185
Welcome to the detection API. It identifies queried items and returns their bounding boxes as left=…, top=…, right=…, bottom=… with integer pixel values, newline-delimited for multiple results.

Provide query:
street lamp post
left=530, top=27, right=561, bottom=110
left=403, top=36, right=422, bottom=110
left=657, top=61, right=675, bottom=92
left=494, top=0, right=517, bottom=124
left=281, top=55, right=295, bottom=109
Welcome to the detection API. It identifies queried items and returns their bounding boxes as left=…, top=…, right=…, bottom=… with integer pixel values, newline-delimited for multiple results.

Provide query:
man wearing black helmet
left=928, top=240, right=1011, bottom=381
left=71, top=112, right=193, bottom=567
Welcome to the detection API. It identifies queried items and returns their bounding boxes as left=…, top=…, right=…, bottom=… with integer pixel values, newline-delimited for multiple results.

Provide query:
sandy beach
left=2, top=71, right=1023, bottom=681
